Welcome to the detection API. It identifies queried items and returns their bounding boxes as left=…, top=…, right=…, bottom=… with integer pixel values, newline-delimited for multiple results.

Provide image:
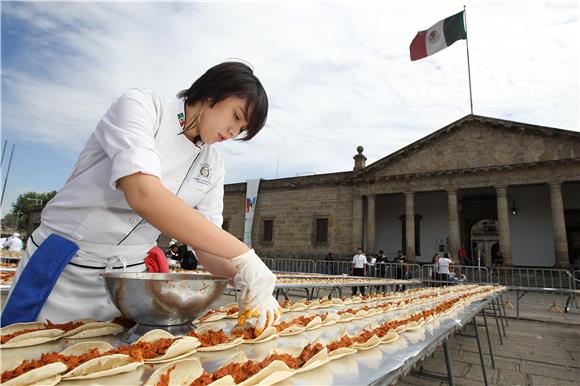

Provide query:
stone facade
left=223, top=115, right=580, bottom=266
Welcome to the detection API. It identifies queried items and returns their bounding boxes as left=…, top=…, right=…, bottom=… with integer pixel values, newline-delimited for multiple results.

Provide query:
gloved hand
left=231, top=249, right=281, bottom=334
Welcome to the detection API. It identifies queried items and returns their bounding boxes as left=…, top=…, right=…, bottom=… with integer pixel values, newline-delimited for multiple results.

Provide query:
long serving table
left=1, top=287, right=505, bottom=386
left=273, top=276, right=422, bottom=300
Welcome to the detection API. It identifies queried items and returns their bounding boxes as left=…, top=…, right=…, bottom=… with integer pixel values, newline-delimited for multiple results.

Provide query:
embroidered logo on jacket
left=193, top=163, right=212, bottom=186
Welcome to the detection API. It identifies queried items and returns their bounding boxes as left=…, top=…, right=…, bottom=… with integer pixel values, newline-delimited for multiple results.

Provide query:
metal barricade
left=490, top=267, right=574, bottom=289
left=421, top=264, right=490, bottom=284
left=382, top=263, right=421, bottom=281
left=269, top=258, right=316, bottom=274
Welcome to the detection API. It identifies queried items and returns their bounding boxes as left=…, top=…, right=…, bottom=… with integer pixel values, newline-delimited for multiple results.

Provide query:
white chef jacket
left=352, top=254, right=366, bottom=269
left=42, top=88, right=225, bottom=249
left=7, top=89, right=225, bottom=322
left=3, top=236, right=23, bottom=252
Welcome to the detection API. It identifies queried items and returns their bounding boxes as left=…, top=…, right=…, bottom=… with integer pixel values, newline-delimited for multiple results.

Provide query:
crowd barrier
left=262, top=258, right=579, bottom=312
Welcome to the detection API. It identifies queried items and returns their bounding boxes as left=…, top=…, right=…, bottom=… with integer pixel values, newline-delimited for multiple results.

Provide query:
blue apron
left=1, top=234, right=79, bottom=326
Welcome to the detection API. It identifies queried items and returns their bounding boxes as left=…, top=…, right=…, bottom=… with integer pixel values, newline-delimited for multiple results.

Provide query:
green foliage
left=1, top=191, right=57, bottom=232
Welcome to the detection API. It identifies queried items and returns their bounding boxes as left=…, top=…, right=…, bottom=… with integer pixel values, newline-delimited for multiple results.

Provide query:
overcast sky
left=1, top=0, right=578, bottom=215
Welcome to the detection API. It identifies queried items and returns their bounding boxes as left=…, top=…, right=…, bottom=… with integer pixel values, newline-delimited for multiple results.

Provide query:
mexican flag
left=410, top=11, right=466, bottom=61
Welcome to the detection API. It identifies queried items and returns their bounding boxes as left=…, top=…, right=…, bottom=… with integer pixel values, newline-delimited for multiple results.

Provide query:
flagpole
left=464, top=5, right=474, bottom=115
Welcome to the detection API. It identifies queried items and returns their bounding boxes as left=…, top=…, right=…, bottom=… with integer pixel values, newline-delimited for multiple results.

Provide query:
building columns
left=352, top=194, right=363, bottom=251
left=405, top=192, right=416, bottom=262
left=549, top=182, right=569, bottom=267
left=447, top=189, right=460, bottom=257
left=495, top=186, right=512, bottom=266
left=367, top=194, right=376, bottom=253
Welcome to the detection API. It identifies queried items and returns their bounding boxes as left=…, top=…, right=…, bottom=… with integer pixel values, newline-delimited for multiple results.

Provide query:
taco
left=351, top=330, right=380, bottom=350
left=219, top=304, right=239, bottom=319
left=136, top=329, right=200, bottom=363
left=329, top=297, right=344, bottom=306
left=2, top=340, right=139, bottom=382
left=56, top=340, right=143, bottom=380
left=187, top=327, right=243, bottom=352
left=216, top=353, right=294, bottom=386
left=289, top=315, right=322, bottom=331
left=336, top=310, right=356, bottom=323
left=326, top=335, right=357, bottom=360
left=275, top=342, right=329, bottom=374
left=230, top=324, right=277, bottom=344
left=0, top=354, right=67, bottom=386
left=144, top=358, right=206, bottom=386
left=350, top=296, right=363, bottom=304
left=317, top=298, right=334, bottom=308
left=304, top=299, right=323, bottom=310
left=319, top=312, right=340, bottom=327
left=274, top=320, right=306, bottom=337
left=53, top=319, right=124, bottom=339
left=378, top=331, right=399, bottom=344
left=287, top=301, right=308, bottom=312
left=193, top=309, right=228, bottom=324
left=278, top=299, right=293, bottom=311
left=0, top=321, right=64, bottom=349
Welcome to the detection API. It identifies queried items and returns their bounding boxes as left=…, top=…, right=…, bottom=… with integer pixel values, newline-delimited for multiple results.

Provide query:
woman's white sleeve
left=93, top=89, right=162, bottom=191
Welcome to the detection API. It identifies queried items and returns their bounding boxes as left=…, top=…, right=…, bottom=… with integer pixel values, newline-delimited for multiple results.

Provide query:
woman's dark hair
left=177, top=62, right=268, bottom=141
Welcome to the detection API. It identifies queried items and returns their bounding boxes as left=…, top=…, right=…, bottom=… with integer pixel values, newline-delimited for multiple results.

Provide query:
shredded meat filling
left=187, top=330, right=231, bottom=347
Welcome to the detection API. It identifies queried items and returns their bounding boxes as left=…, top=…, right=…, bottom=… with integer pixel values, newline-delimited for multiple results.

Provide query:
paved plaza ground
left=402, top=315, right=579, bottom=386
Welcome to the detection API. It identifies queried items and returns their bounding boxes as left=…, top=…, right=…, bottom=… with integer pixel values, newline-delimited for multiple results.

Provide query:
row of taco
left=194, top=284, right=484, bottom=324
left=0, top=288, right=494, bottom=385
left=145, top=286, right=501, bottom=386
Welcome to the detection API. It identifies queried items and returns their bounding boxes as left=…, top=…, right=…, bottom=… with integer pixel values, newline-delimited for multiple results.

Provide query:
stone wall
left=223, top=176, right=355, bottom=260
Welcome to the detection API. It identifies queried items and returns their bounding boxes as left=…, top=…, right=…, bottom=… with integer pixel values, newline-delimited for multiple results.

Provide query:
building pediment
left=358, top=115, right=580, bottom=179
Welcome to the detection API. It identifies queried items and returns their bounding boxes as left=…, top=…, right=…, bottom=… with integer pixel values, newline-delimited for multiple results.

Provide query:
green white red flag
left=410, top=11, right=466, bottom=61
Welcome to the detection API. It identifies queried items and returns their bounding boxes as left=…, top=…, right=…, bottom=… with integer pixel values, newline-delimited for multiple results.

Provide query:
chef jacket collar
left=177, top=98, right=204, bottom=148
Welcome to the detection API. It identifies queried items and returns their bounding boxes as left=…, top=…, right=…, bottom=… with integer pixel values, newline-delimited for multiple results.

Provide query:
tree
left=2, top=191, right=57, bottom=232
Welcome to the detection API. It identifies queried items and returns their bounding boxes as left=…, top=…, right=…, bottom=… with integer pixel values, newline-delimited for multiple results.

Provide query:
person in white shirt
left=437, top=252, right=453, bottom=283
left=351, top=248, right=367, bottom=295
left=3, top=233, right=23, bottom=252
left=3, top=62, right=280, bottom=333
left=366, top=254, right=376, bottom=277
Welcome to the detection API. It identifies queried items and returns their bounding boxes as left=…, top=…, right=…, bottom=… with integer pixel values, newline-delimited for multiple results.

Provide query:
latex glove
left=231, top=249, right=280, bottom=332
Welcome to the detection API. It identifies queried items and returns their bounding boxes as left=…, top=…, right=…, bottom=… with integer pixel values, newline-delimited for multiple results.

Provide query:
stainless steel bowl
left=101, top=272, right=229, bottom=326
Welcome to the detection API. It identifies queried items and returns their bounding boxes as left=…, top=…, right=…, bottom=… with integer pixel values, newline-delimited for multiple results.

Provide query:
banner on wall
left=243, top=179, right=260, bottom=247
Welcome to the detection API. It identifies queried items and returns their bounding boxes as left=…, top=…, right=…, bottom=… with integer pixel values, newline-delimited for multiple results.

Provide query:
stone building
left=224, top=115, right=580, bottom=267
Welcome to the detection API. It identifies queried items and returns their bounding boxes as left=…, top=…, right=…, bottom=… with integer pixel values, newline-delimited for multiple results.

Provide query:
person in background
left=375, top=250, right=387, bottom=292
left=351, top=247, right=366, bottom=296
left=366, top=253, right=376, bottom=277
left=178, top=244, right=198, bottom=270
left=437, top=252, right=453, bottom=284
left=166, top=241, right=180, bottom=267
left=3, top=233, right=23, bottom=252
left=430, top=253, right=440, bottom=284
left=324, top=252, right=335, bottom=275
left=394, top=250, right=406, bottom=291
left=458, top=245, right=467, bottom=265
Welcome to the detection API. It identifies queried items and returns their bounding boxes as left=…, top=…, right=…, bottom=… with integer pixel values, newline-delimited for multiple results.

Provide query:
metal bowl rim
left=99, top=272, right=230, bottom=281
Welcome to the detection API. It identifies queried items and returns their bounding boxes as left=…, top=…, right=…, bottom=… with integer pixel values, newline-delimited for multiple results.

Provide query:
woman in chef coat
left=2, top=62, right=280, bottom=332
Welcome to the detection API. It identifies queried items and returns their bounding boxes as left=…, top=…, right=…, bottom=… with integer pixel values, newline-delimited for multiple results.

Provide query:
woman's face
left=198, top=96, right=249, bottom=145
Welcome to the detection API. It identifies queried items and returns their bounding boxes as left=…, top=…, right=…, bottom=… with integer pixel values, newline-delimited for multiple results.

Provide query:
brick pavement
left=401, top=316, right=580, bottom=386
